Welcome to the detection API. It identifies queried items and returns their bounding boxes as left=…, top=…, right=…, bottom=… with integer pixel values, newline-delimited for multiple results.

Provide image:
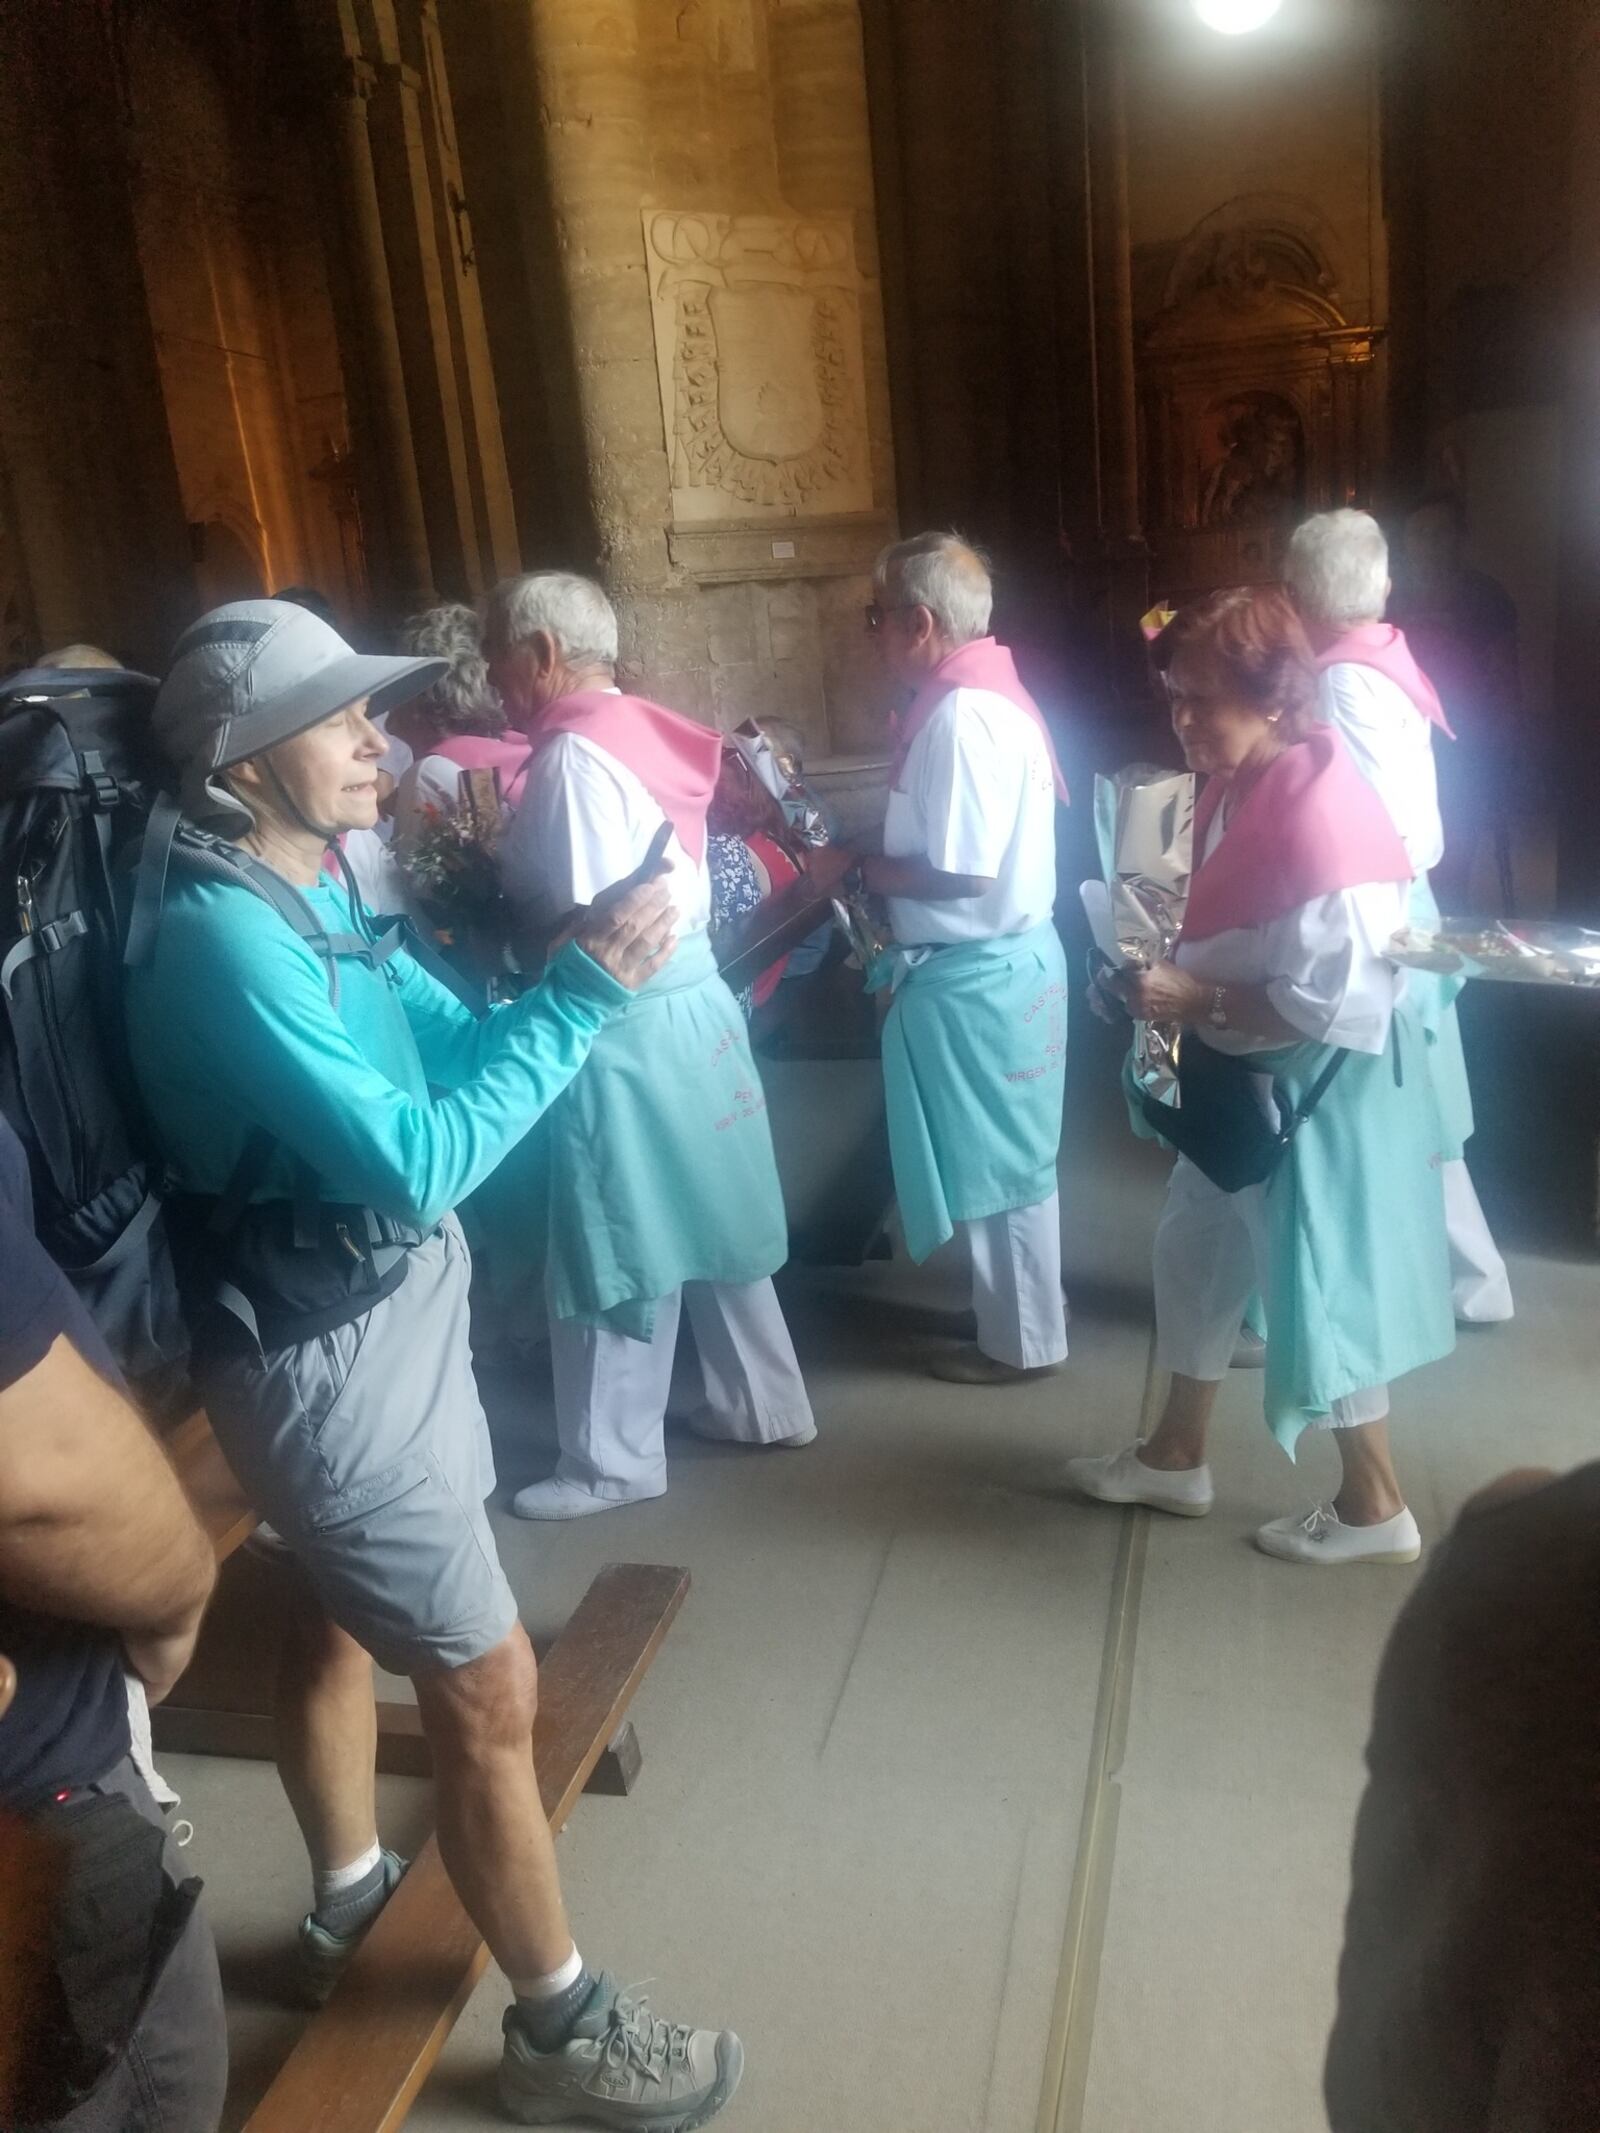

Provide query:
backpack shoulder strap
left=124, top=806, right=363, bottom=1009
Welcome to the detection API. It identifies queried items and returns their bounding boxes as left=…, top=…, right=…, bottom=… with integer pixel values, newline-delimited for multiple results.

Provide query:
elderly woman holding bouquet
left=1070, top=588, right=1455, bottom=1565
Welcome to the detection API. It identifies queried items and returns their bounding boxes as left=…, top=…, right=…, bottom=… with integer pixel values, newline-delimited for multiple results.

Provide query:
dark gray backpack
left=0, top=668, right=189, bottom=1413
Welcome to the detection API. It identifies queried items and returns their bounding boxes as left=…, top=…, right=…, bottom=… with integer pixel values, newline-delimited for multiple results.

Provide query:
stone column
left=485, top=0, right=703, bottom=701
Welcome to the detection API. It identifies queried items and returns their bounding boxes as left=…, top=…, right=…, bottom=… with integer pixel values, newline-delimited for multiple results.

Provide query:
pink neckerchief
left=891, top=638, right=1069, bottom=803
left=428, top=731, right=534, bottom=809
left=532, top=690, right=723, bottom=864
left=1181, top=725, right=1413, bottom=942
left=1315, top=623, right=1455, bottom=738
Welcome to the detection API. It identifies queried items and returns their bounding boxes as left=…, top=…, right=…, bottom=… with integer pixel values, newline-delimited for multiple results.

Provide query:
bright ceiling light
left=1193, top=0, right=1283, bottom=30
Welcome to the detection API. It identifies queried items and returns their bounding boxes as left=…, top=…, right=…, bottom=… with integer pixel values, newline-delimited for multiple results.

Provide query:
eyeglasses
left=864, top=602, right=920, bottom=634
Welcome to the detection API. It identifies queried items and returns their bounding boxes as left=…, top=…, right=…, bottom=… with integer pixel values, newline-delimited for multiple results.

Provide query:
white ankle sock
left=314, top=1838, right=382, bottom=1911
left=511, top=1945, right=585, bottom=2002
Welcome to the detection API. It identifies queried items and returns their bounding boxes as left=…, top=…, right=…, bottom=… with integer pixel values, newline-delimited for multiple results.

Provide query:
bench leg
left=583, top=1721, right=643, bottom=1797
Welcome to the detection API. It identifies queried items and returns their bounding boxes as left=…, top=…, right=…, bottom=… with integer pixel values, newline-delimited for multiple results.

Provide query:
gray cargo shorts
left=194, top=1216, right=519, bottom=1675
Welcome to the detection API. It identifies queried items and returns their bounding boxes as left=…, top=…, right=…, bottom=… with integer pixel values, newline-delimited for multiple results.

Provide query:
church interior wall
left=1401, top=0, right=1582, bottom=735
left=442, top=0, right=896, bottom=759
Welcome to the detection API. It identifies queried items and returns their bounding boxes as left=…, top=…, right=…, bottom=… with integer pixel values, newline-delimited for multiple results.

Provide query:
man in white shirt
left=1287, top=508, right=1513, bottom=1325
left=488, top=573, right=815, bottom=1519
left=858, top=532, right=1071, bottom=1385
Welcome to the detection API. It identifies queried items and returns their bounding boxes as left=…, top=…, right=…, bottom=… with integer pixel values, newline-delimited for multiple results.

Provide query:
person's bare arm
left=857, top=851, right=994, bottom=902
left=0, top=1337, right=215, bottom=1702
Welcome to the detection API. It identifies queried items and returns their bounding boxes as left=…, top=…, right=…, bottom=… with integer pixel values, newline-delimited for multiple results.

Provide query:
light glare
left=1193, top=0, right=1284, bottom=31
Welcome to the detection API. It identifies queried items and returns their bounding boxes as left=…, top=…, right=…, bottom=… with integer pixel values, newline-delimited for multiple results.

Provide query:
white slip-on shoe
left=1255, top=1501, right=1422, bottom=1566
left=1064, top=1443, right=1214, bottom=1518
left=1230, top=1326, right=1267, bottom=1370
left=681, top=1415, right=817, bottom=1449
left=509, top=1478, right=665, bottom=1522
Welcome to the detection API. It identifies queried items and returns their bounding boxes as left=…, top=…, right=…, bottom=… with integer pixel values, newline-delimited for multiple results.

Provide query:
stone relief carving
left=643, top=209, right=873, bottom=525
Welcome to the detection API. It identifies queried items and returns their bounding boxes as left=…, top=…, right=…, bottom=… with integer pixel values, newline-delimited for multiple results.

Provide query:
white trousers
left=1443, top=1157, right=1514, bottom=1323
left=965, top=1190, right=1069, bottom=1370
left=548, top=1278, right=814, bottom=1499
left=1153, top=1158, right=1387, bottom=1431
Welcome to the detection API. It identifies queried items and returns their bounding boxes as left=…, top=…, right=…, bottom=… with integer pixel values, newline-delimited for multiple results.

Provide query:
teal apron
left=1405, top=873, right=1474, bottom=1160
left=532, top=933, right=789, bottom=1339
left=1132, top=1000, right=1455, bottom=1454
left=876, top=919, right=1068, bottom=1265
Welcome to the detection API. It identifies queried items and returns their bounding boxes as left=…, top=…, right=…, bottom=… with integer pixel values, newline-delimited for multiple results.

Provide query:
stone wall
left=441, top=0, right=896, bottom=757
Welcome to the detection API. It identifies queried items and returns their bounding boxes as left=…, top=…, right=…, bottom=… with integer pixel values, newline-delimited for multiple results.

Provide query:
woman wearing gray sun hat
left=122, top=600, right=746, bottom=2130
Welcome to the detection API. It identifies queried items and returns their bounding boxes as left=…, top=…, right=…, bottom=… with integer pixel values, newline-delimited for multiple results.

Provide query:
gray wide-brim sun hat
left=153, top=599, right=447, bottom=834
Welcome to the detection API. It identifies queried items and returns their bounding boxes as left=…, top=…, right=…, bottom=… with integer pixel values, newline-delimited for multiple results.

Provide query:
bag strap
left=1, top=909, right=88, bottom=997
left=1277, top=1045, right=1350, bottom=1146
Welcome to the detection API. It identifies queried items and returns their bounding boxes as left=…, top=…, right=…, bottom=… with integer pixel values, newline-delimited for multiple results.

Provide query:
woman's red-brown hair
left=1151, top=586, right=1320, bottom=741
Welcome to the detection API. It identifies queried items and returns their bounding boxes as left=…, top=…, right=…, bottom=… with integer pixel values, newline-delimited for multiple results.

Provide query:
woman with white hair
left=1286, top=508, right=1512, bottom=1326
left=387, top=601, right=531, bottom=860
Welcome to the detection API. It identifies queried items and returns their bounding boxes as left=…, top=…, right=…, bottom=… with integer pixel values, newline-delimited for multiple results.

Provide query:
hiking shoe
left=296, top=1848, right=407, bottom=2006
left=498, top=1973, right=744, bottom=2129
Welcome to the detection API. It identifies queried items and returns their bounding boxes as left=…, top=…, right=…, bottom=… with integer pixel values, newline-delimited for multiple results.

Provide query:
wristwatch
left=1205, top=983, right=1227, bottom=1030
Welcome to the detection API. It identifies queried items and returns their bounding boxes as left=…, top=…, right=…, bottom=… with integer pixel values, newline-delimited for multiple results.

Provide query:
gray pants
left=37, top=1758, right=227, bottom=2133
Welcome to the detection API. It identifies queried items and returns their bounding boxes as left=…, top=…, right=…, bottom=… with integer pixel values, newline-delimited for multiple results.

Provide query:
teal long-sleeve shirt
left=124, top=874, right=630, bottom=1230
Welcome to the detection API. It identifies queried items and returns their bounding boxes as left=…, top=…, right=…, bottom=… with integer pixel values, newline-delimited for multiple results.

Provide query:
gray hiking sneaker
left=498, top=1973, right=744, bottom=2130
left=295, top=1848, right=407, bottom=2006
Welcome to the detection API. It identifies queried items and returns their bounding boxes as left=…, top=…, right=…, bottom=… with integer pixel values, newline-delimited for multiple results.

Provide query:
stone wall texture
left=442, top=0, right=895, bottom=755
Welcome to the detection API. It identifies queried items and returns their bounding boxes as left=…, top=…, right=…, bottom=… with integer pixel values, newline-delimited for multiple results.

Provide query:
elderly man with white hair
left=857, top=532, right=1071, bottom=1384
left=488, top=572, right=815, bottom=1519
left=1286, top=507, right=1512, bottom=1325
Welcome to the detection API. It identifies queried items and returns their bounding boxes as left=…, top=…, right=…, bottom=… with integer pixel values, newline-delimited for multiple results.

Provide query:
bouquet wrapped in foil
left=1081, top=763, right=1197, bottom=1101
left=1389, top=919, right=1600, bottom=991
left=730, top=717, right=888, bottom=969
left=732, top=719, right=829, bottom=848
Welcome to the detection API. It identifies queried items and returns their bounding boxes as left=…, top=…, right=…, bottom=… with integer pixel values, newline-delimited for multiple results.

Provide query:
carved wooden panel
left=1138, top=219, right=1378, bottom=600
left=643, top=209, right=874, bottom=528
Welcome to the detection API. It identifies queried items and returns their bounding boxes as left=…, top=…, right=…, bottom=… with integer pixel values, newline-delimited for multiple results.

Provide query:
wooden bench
left=155, top=1413, right=689, bottom=2130
left=153, top=1418, right=640, bottom=1788
left=243, top=1561, right=688, bottom=2133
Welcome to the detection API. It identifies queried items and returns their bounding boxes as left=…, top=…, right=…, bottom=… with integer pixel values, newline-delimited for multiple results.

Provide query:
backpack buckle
left=80, top=751, right=119, bottom=812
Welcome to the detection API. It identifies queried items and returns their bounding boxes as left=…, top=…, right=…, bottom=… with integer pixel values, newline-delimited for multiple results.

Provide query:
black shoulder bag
left=1141, top=1032, right=1349, bottom=1194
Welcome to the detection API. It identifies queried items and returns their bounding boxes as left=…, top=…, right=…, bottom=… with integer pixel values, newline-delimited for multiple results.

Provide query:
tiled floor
left=169, top=929, right=1598, bottom=2133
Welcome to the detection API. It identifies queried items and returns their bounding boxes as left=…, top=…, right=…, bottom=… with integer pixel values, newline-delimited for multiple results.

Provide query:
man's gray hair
left=1285, top=510, right=1390, bottom=630
left=874, top=531, right=993, bottom=646
left=398, top=601, right=504, bottom=736
left=483, top=571, right=619, bottom=668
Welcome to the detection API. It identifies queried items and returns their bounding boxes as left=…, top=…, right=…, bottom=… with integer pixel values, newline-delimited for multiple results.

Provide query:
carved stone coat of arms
left=643, top=210, right=873, bottom=525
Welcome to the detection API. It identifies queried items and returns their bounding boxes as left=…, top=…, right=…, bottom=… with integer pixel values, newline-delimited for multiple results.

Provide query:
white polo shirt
left=499, top=717, right=712, bottom=938
left=1318, top=662, right=1443, bottom=876
left=883, top=687, right=1059, bottom=946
